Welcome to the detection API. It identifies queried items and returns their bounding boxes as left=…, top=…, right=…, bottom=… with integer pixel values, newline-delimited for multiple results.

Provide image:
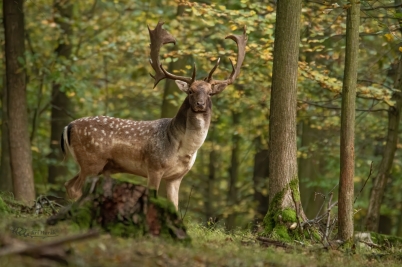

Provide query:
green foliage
left=0, top=196, right=10, bottom=215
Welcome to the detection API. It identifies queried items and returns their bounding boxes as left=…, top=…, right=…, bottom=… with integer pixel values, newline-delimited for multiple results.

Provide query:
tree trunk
left=298, top=122, right=322, bottom=219
left=0, top=74, right=13, bottom=193
left=205, top=149, right=216, bottom=222
left=365, top=74, right=402, bottom=232
left=158, top=5, right=188, bottom=198
left=48, top=0, right=73, bottom=185
left=252, top=145, right=269, bottom=228
left=226, top=111, right=241, bottom=230
left=47, top=177, right=189, bottom=241
left=365, top=0, right=402, bottom=234
left=3, top=0, right=35, bottom=204
left=338, top=0, right=360, bottom=241
left=160, top=5, right=187, bottom=119
left=263, top=0, right=306, bottom=239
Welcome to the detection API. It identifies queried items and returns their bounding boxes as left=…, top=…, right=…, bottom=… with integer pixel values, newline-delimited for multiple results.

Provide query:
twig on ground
left=256, top=236, right=290, bottom=248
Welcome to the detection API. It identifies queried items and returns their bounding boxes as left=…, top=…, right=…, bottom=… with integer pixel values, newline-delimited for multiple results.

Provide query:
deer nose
left=197, top=101, right=205, bottom=107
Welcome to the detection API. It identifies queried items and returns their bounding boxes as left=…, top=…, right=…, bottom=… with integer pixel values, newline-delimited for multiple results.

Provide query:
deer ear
left=175, top=80, right=189, bottom=93
left=210, top=83, right=228, bottom=95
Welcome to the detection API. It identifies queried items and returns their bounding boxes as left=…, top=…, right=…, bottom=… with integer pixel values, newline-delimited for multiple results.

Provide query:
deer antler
left=148, top=22, right=196, bottom=88
left=205, top=26, right=247, bottom=86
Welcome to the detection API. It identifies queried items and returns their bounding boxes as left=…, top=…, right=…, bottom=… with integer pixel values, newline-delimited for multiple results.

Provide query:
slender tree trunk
left=365, top=69, right=402, bottom=232
left=160, top=5, right=187, bottom=119
left=158, top=5, right=187, bottom=198
left=3, top=0, right=35, bottom=204
left=298, top=122, right=322, bottom=218
left=264, top=0, right=306, bottom=238
left=205, top=149, right=216, bottom=222
left=226, top=111, right=240, bottom=230
left=338, top=0, right=360, bottom=241
left=0, top=74, right=13, bottom=192
left=364, top=0, right=402, bottom=234
left=48, top=0, right=73, bottom=185
left=252, top=144, right=269, bottom=227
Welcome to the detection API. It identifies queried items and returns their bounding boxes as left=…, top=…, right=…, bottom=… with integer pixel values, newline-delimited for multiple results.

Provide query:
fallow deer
left=61, top=22, right=247, bottom=210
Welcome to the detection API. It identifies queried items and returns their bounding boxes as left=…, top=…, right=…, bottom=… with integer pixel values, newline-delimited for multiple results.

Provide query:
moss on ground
left=371, top=232, right=402, bottom=247
left=0, top=196, right=10, bottom=215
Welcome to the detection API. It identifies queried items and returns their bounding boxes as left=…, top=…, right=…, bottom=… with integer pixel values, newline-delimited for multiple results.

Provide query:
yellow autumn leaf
left=399, top=47, right=402, bottom=52
left=384, top=33, right=394, bottom=42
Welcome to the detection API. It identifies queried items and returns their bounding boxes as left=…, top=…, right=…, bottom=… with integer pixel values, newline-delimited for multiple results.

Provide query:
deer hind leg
left=64, top=170, right=91, bottom=200
left=166, top=178, right=183, bottom=211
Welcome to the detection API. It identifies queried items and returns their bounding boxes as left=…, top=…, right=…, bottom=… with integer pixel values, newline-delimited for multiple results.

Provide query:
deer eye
left=189, top=90, right=193, bottom=95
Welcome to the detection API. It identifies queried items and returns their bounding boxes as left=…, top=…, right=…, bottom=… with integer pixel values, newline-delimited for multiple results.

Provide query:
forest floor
left=1, top=197, right=402, bottom=267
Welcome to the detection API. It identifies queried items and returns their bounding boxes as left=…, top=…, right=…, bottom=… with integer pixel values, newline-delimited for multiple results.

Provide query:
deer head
left=148, top=22, right=247, bottom=113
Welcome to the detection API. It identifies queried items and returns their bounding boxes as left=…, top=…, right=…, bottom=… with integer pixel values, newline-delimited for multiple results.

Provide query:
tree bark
left=338, top=0, right=360, bottom=241
left=264, top=0, right=306, bottom=238
left=0, top=74, right=13, bottom=193
left=226, top=111, right=241, bottom=230
left=48, top=0, right=73, bottom=185
left=364, top=0, right=402, bottom=234
left=205, top=149, right=216, bottom=222
left=3, top=0, right=35, bottom=204
left=298, top=122, right=322, bottom=218
left=47, top=178, right=189, bottom=241
left=158, top=5, right=188, bottom=198
left=160, top=5, right=187, bottom=119
left=252, top=146, right=269, bottom=227
left=365, top=71, right=402, bottom=232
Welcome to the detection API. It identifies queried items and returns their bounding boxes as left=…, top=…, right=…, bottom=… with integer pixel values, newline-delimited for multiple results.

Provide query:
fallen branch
left=0, top=230, right=99, bottom=258
left=256, top=236, right=290, bottom=248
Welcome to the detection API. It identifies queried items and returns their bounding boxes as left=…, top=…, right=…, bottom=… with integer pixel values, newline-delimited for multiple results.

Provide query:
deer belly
left=104, top=158, right=147, bottom=177
left=163, top=152, right=197, bottom=179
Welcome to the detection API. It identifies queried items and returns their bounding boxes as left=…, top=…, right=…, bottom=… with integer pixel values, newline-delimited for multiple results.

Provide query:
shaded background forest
left=1, top=0, right=401, bottom=234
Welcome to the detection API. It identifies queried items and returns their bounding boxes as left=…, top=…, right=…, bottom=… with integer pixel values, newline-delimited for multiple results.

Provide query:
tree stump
left=47, top=178, right=189, bottom=241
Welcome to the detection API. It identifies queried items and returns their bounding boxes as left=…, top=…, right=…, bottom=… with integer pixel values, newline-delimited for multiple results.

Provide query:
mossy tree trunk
left=47, top=177, right=189, bottom=241
left=48, top=0, right=73, bottom=185
left=3, top=0, right=36, bottom=204
left=263, top=0, right=306, bottom=240
left=338, top=0, right=360, bottom=241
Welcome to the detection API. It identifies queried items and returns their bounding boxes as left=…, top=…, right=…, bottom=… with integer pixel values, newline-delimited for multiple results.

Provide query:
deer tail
left=61, top=124, right=75, bottom=162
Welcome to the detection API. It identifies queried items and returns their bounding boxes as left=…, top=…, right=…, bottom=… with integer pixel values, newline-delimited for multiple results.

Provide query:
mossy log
left=47, top=178, right=189, bottom=241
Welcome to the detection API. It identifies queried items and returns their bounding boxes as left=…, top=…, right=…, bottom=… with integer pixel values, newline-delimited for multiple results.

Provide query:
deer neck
left=169, top=96, right=211, bottom=154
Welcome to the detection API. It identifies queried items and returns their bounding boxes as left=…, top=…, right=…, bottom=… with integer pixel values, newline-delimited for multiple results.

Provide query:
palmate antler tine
left=209, top=26, right=247, bottom=86
left=148, top=22, right=196, bottom=87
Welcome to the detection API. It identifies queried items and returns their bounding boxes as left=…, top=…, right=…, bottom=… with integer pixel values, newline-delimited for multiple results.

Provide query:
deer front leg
left=166, top=178, right=182, bottom=211
left=147, top=170, right=163, bottom=193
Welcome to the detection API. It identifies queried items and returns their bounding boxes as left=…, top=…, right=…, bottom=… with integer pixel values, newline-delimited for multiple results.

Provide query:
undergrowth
left=0, top=198, right=402, bottom=267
